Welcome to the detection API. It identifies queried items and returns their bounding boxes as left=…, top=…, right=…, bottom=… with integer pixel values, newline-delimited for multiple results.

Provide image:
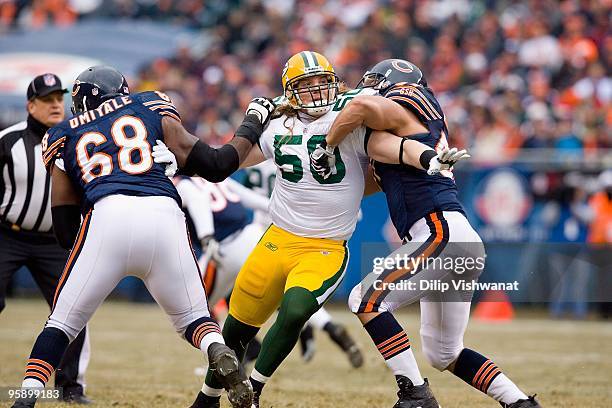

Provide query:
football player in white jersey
left=178, top=51, right=458, bottom=408
left=243, top=159, right=364, bottom=368
left=189, top=51, right=374, bottom=408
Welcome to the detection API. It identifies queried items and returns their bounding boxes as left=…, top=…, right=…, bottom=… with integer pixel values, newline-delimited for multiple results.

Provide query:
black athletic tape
left=235, top=114, right=264, bottom=145
left=51, top=205, right=82, bottom=250
left=399, top=138, right=407, bottom=165
left=419, top=149, right=437, bottom=170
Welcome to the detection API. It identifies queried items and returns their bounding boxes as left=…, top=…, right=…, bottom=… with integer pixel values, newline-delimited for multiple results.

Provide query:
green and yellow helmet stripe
left=300, top=51, right=320, bottom=69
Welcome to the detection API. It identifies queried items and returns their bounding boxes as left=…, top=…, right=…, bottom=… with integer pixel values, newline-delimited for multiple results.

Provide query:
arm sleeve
left=348, top=126, right=368, bottom=158
left=51, top=205, right=81, bottom=250
left=181, top=140, right=239, bottom=182
left=174, top=178, right=215, bottom=240
left=225, top=178, right=269, bottom=212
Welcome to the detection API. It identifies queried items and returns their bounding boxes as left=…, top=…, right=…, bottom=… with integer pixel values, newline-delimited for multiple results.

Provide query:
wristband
left=235, top=114, right=264, bottom=145
left=419, top=149, right=437, bottom=170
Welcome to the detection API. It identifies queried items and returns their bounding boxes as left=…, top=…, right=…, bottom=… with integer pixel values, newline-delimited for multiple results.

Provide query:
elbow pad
left=182, top=140, right=239, bottom=182
left=52, top=205, right=82, bottom=250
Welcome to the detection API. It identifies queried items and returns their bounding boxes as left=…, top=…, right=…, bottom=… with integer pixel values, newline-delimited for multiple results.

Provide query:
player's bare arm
left=326, top=95, right=427, bottom=146
left=365, top=130, right=430, bottom=167
left=325, top=95, right=435, bottom=169
left=239, top=144, right=266, bottom=169
left=312, top=94, right=469, bottom=177
left=363, top=164, right=381, bottom=196
left=50, top=164, right=82, bottom=249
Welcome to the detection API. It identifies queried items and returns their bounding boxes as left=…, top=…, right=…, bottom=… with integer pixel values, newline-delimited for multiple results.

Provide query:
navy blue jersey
left=206, top=180, right=249, bottom=241
left=176, top=177, right=249, bottom=243
left=370, top=83, right=464, bottom=239
left=42, top=91, right=182, bottom=212
left=212, top=192, right=248, bottom=241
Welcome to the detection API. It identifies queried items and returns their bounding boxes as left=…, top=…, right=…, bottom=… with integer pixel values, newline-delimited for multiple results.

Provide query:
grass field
left=1, top=298, right=611, bottom=407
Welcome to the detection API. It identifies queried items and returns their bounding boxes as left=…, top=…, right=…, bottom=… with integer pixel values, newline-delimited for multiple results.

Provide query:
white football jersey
left=257, top=88, right=376, bottom=240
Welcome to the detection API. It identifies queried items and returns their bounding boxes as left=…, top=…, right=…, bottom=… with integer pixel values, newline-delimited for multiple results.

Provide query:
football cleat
left=189, top=391, right=220, bottom=408
left=61, top=388, right=92, bottom=404
left=393, top=377, right=440, bottom=408
left=502, top=395, right=542, bottom=408
left=251, top=388, right=261, bottom=408
left=11, top=399, right=35, bottom=408
left=325, top=323, right=364, bottom=368
left=346, top=344, right=364, bottom=369
left=208, top=343, right=253, bottom=408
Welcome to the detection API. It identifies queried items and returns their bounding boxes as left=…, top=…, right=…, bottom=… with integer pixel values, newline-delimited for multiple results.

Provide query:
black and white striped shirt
left=0, top=116, right=53, bottom=233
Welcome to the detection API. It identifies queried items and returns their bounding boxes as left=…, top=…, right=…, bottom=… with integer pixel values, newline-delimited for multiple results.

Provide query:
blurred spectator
left=1, top=0, right=609, bottom=154
left=588, top=171, right=612, bottom=318
left=588, top=171, right=612, bottom=245
left=518, top=18, right=562, bottom=70
left=544, top=173, right=591, bottom=319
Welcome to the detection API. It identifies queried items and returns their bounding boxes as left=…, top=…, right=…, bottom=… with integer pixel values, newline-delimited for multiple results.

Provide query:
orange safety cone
left=473, top=290, right=514, bottom=322
left=213, top=298, right=228, bottom=318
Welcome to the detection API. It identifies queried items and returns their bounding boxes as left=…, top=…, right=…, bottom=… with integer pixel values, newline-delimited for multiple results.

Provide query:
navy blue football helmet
left=357, top=59, right=427, bottom=93
left=71, top=66, right=130, bottom=115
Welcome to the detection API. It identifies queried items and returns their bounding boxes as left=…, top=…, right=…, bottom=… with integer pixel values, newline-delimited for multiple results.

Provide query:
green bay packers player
left=244, top=159, right=364, bottom=368
left=189, top=51, right=468, bottom=408
left=191, top=51, right=377, bottom=408
left=189, top=51, right=364, bottom=407
left=178, top=51, right=470, bottom=408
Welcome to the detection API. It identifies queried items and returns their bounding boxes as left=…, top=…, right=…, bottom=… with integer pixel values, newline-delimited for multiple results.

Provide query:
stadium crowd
left=2, top=0, right=609, bottom=156
left=130, top=0, right=610, bottom=157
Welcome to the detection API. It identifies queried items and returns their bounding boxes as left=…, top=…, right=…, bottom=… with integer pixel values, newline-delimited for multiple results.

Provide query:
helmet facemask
left=285, top=72, right=339, bottom=117
left=357, top=72, right=391, bottom=91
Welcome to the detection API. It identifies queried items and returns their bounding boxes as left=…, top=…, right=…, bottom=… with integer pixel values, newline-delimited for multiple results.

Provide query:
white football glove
left=152, top=140, right=178, bottom=177
left=246, top=97, right=276, bottom=127
left=310, top=142, right=337, bottom=180
left=427, top=147, right=470, bottom=175
left=200, top=236, right=221, bottom=263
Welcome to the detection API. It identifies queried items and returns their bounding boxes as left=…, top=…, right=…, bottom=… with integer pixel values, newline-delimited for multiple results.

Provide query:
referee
left=0, top=74, right=91, bottom=404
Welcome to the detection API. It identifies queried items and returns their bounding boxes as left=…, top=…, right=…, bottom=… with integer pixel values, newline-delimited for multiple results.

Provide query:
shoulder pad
left=136, top=91, right=182, bottom=122
left=42, top=123, right=69, bottom=170
left=383, top=83, right=442, bottom=121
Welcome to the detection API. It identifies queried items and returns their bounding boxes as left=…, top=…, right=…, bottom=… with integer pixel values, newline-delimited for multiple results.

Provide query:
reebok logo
left=265, top=242, right=278, bottom=251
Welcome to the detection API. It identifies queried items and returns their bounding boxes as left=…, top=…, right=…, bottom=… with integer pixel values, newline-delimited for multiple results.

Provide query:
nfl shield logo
left=92, top=88, right=98, bottom=96
left=43, top=74, right=56, bottom=86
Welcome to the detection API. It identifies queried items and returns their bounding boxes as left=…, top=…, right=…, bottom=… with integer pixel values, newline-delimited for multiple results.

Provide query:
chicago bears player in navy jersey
left=11, top=66, right=276, bottom=408
left=311, top=59, right=541, bottom=408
